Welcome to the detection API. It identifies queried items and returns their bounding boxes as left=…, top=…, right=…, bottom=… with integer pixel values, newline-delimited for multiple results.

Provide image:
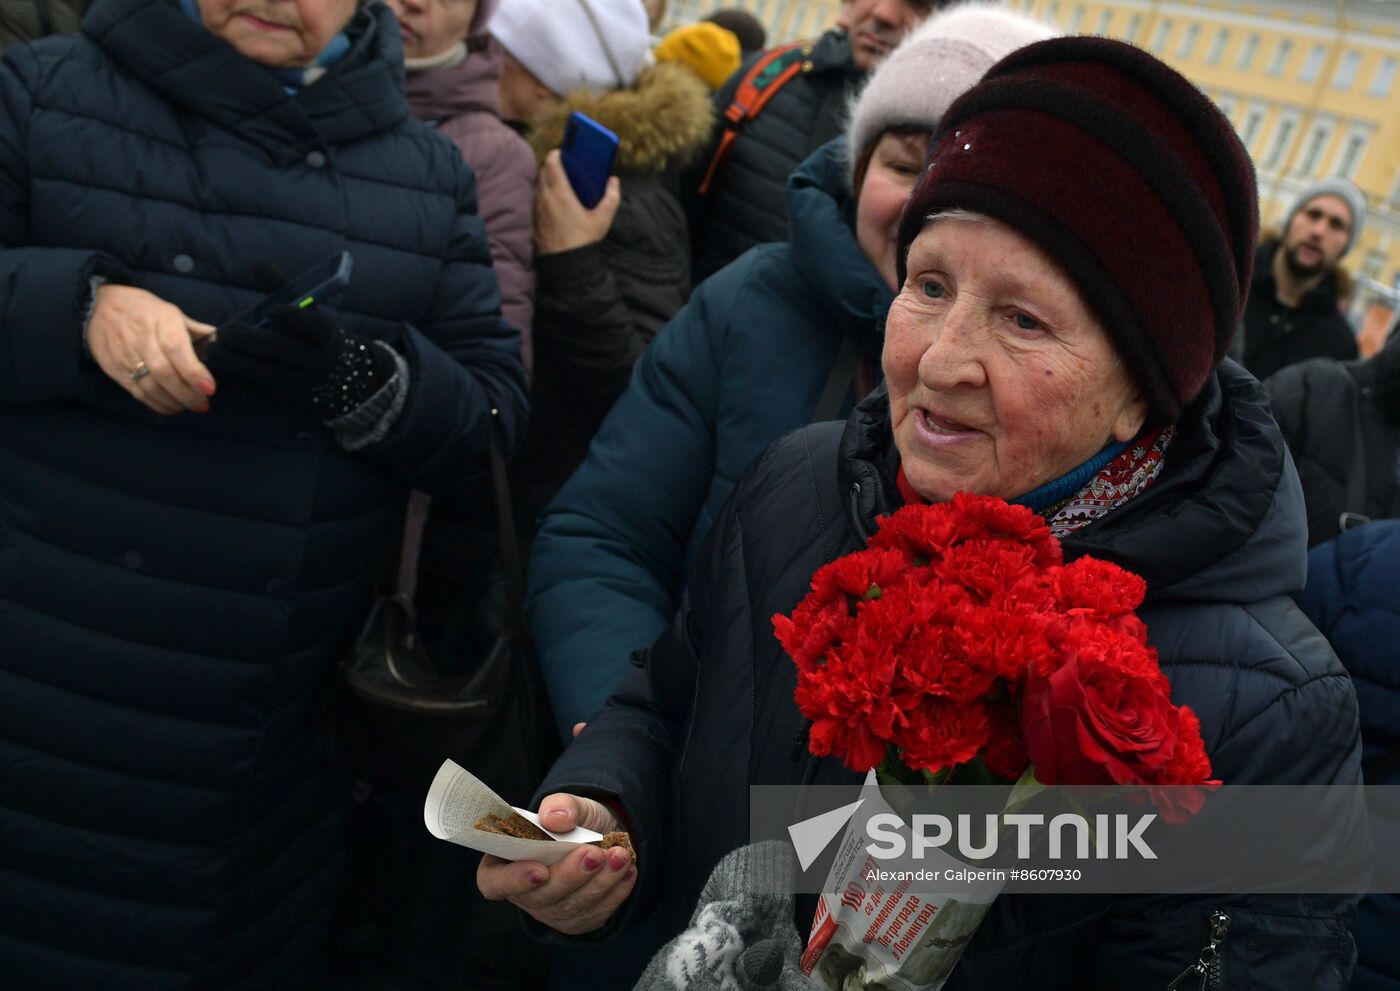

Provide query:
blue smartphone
left=224, top=251, right=354, bottom=330
left=561, top=112, right=619, bottom=209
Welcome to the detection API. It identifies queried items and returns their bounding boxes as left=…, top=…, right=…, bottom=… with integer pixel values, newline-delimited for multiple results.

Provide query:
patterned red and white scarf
left=895, top=426, right=1175, bottom=538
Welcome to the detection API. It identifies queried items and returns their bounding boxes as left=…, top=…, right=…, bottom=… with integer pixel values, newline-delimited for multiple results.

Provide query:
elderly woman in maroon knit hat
left=479, top=36, right=1362, bottom=987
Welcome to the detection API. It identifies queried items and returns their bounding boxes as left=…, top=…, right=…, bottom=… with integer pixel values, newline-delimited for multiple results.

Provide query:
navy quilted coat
left=0, top=0, right=527, bottom=987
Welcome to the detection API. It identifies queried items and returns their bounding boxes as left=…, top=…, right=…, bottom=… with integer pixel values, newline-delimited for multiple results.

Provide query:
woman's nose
left=918, top=302, right=988, bottom=391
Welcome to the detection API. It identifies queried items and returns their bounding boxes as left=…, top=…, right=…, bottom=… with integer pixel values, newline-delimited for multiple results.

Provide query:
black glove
left=207, top=304, right=395, bottom=419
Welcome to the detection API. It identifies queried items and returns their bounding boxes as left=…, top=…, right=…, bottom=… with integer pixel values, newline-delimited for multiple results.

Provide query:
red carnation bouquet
left=775, top=494, right=1218, bottom=989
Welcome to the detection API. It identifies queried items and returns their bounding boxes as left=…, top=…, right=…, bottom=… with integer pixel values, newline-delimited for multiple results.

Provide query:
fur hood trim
left=528, top=61, right=714, bottom=174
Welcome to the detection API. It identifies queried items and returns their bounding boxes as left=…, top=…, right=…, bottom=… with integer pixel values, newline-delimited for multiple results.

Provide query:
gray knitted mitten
left=633, top=841, right=817, bottom=991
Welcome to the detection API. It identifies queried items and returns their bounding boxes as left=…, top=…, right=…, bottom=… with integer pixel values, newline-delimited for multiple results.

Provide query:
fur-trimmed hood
left=527, top=61, right=714, bottom=174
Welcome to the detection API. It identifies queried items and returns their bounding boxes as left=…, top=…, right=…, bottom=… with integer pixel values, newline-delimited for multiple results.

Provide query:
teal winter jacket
left=527, top=137, right=893, bottom=737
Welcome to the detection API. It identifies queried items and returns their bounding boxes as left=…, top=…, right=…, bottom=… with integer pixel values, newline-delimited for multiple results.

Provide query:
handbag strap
left=395, top=490, right=432, bottom=601
left=393, top=410, right=528, bottom=644
left=487, top=410, right=529, bottom=644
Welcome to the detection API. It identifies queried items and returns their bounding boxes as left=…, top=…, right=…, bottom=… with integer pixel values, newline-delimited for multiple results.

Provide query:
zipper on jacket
left=1167, top=910, right=1230, bottom=990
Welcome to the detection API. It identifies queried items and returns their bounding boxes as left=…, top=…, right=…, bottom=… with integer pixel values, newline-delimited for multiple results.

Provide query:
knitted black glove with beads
left=205, top=304, right=395, bottom=419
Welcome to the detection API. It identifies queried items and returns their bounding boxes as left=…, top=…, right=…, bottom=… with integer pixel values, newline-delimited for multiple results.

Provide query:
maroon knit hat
left=895, top=36, right=1258, bottom=421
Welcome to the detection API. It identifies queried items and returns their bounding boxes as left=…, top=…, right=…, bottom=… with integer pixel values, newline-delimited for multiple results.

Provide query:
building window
left=1067, top=4, right=1083, bottom=33
left=1265, top=117, right=1297, bottom=170
left=1124, top=13, right=1142, bottom=43
left=1370, top=57, right=1396, bottom=97
left=1267, top=38, right=1293, bottom=76
left=1176, top=22, right=1199, bottom=59
left=1206, top=28, right=1230, bottom=65
left=1334, top=50, right=1361, bottom=91
left=1336, top=132, right=1368, bottom=179
left=1240, top=106, right=1267, bottom=150
left=1094, top=9, right=1112, bottom=36
left=1149, top=18, right=1172, bottom=54
left=1300, top=44, right=1325, bottom=83
left=1297, top=123, right=1333, bottom=177
left=1236, top=33, right=1260, bottom=71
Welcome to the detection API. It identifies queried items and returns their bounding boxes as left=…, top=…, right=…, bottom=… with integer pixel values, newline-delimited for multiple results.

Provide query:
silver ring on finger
left=129, top=360, right=151, bottom=383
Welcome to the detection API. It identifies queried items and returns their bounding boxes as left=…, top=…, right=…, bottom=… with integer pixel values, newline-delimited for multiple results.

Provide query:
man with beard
left=1240, top=178, right=1365, bottom=379
left=685, top=0, right=942, bottom=281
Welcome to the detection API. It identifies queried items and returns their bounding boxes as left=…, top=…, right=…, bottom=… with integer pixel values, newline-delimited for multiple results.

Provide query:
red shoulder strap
left=698, top=40, right=813, bottom=196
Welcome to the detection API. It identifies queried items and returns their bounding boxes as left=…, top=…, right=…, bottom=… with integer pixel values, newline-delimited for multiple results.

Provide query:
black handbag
left=340, top=414, right=559, bottom=805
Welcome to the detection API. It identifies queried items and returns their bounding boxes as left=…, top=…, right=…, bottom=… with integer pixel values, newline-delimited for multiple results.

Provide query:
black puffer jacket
left=0, top=1, right=526, bottom=987
left=518, top=61, right=713, bottom=519
left=686, top=28, right=865, bottom=282
left=1266, top=336, right=1400, bottom=547
left=1241, top=240, right=1359, bottom=380
left=537, top=363, right=1361, bottom=987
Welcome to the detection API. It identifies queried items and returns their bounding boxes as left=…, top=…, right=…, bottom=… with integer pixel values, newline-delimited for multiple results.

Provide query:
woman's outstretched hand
left=86, top=284, right=216, bottom=415
left=476, top=792, right=636, bottom=936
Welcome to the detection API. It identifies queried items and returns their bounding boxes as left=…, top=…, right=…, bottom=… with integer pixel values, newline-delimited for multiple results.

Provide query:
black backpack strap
left=697, top=40, right=812, bottom=196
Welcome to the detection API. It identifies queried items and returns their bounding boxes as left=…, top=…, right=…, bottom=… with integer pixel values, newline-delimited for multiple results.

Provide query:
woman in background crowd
left=528, top=3, right=1055, bottom=740
left=0, top=0, right=525, bottom=984
left=491, top=0, right=713, bottom=522
left=389, top=0, right=537, bottom=373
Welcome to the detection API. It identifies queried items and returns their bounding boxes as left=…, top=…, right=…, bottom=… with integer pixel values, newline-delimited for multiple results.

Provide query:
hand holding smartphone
left=560, top=112, right=619, bottom=209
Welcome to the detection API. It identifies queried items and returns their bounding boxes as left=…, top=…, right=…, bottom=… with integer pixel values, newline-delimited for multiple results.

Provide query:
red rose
left=1147, top=708, right=1221, bottom=823
left=1020, top=652, right=1179, bottom=787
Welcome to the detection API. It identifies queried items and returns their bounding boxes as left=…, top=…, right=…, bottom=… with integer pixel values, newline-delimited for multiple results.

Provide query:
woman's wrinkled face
left=856, top=130, right=928, bottom=290
left=198, top=0, right=357, bottom=68
left=383, top=0, right=477, bottom=60
left=884, top=215, right=1148, bottom=503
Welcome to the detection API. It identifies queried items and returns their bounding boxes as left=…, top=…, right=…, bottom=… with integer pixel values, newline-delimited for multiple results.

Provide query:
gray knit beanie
left=1286, top=177, right=1367, bottom=256
left=633, top=842, right=815, bottom=991
left=845, top=1, right=1057, bottom=180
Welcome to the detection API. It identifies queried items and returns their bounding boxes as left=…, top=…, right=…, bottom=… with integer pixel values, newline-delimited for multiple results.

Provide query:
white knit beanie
left=846, top=2, right=1058, bottom=179
left=491, top=0, right=652, bottom=96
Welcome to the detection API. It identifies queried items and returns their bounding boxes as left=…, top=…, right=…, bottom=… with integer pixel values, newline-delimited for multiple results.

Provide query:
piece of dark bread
left=473, top=813, right=635, bottom=865
left=592, top=831, right=636, bottom=864
left=474, top=811, right=551, bottom=842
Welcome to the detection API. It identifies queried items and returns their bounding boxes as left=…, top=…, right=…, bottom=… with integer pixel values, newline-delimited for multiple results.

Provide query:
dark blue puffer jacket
left=0, top=1, right=527, bottom=988
left=528, top=136, right=892, bottom=737
left=1297, top=520, right=1400, bottom=991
